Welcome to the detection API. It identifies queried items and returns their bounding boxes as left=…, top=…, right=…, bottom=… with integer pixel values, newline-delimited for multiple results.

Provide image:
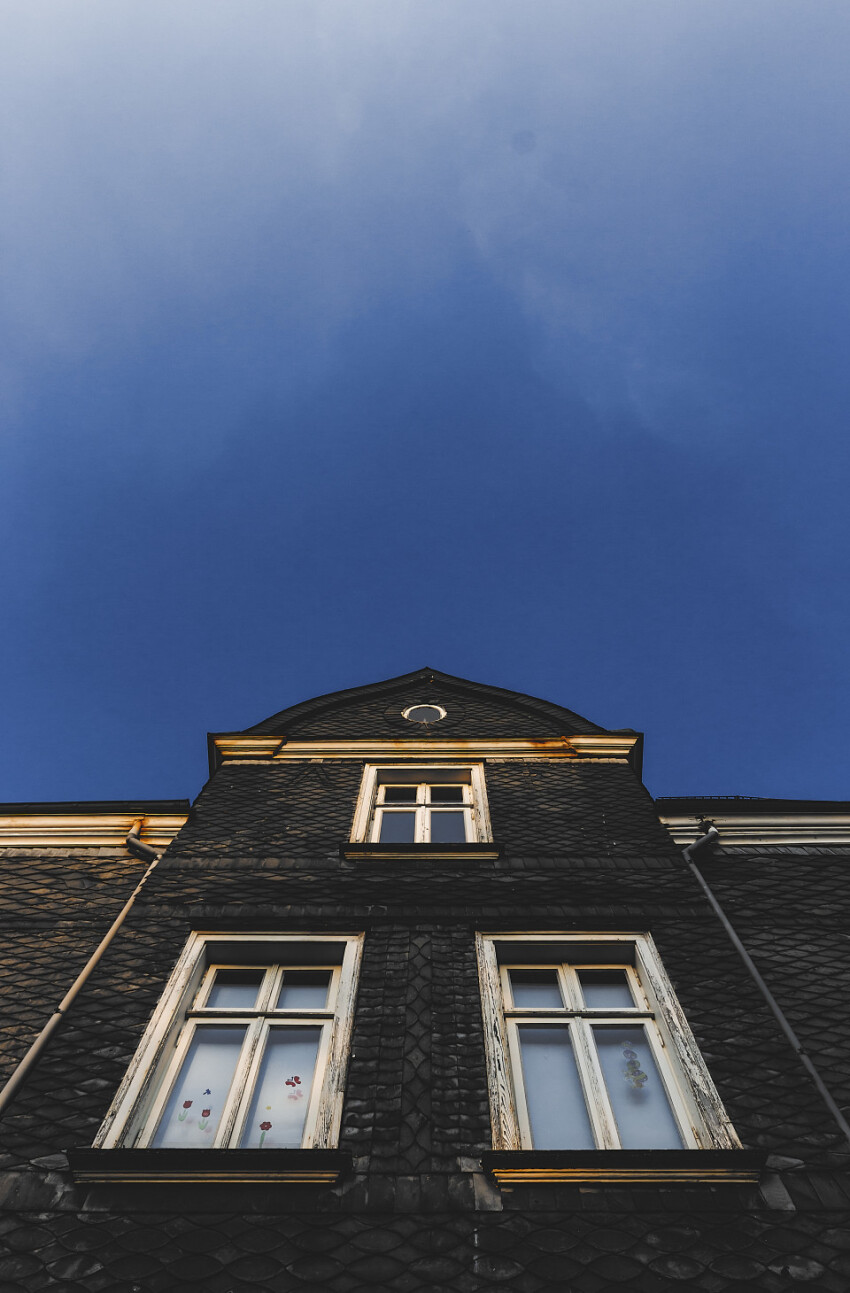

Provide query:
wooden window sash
left=94, top=934, right=363, bottom=1152
left=189, top=963, right=341, bottom=1019
left=225, top=1018, right=334, bottom=1150
left=477, top=933, right=742, bottom=1153
left=354, top=765, right=491, bottom=844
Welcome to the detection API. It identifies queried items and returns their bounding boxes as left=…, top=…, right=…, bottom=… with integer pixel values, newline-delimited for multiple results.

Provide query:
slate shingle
left=1, top=673, right=849, bottom=1289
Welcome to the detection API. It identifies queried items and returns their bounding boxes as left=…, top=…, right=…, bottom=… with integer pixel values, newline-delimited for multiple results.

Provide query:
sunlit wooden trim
left=212, top=735, right=638, bottom=762
left=0, top=813, right=188, bottom=849
left=488, top=1165, right=761, bottom=1184
left=341, top=844, right=501, bottom=861
left=69, top=1147, right=349, bottom=1185
left=661, top=813, right=850, bottom=846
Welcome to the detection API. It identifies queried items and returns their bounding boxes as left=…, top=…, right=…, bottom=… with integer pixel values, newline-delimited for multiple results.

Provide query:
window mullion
left=256, top=967, right=281, bottom=1012
left=215, top=1019, right=266, bottom=1148
left=416, top=805, right=428, bottom=843
left=572, top=1018, right=620, bottom=1149
left=558, top=965, right=579, bottom=1009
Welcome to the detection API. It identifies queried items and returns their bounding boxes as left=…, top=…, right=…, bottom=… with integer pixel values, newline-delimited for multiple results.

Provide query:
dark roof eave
left=0, top=799, right=191, bottom=814
left=656, top=796, right=850, bottom=815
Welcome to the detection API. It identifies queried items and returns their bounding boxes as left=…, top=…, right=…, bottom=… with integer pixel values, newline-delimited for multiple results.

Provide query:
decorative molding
left=487, top=1166, right=761, bottom=1184
left=69, top=1147, right=349, bottom=1185
left=212, top=735, right=638, bottom=763
left=341, top=843, right=501, bottom=861
left=0, top=812, right=188, bottom=849
left=661, top=814, right=850, bottom=847
left=483, top=1149, right=764, bottom=1185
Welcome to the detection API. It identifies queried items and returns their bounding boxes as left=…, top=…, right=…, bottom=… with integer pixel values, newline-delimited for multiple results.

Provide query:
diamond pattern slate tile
left=3, top=677, right=850, bottom=1290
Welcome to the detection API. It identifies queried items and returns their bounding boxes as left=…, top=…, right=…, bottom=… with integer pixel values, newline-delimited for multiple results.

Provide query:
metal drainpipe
left=683, top=825, right=850, bottom=1149
left=0, top=819, right=162, bottom=1118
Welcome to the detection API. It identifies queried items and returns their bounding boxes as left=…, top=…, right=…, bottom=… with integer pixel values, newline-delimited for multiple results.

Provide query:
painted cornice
left=0, top=811, right=188, bottom=849
left=211, top=735, right=639, bottom=764
left=661, top=813, right=850, bottom=847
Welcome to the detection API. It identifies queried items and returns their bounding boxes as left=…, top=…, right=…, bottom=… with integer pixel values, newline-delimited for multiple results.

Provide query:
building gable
left=242, top=667, right=610, bottom=740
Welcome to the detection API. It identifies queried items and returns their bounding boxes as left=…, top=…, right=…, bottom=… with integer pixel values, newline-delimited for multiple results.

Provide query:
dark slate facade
left=1, top=667, right=849, bottom=1290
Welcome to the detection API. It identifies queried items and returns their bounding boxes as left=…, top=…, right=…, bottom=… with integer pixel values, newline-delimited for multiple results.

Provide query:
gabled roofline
left=237, top=666, right=608, bottom=739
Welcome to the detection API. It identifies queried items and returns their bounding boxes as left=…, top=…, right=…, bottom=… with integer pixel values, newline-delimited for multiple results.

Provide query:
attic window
left=350, top=764, right=492, bottom=846
left=402, top=704, right=446, bottom=724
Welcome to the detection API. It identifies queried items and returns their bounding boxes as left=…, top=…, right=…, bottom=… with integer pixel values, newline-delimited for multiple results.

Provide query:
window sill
left=341, top=842, right=501, bottom=861
left=69, top=1148, right=351, bottom=1186
left=483, top=1149, right=766, bottom=1186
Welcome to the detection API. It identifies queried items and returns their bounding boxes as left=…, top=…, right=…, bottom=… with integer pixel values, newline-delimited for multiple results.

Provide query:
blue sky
left=2, top=1, right=849, bottom=801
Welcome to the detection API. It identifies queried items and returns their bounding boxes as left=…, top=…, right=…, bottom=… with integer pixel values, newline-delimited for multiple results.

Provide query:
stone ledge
left=68, top=1147, right=351, bottom=1186
left=483, top=1149, right=766, bottom=1185
left=340, top=843, right=502, bottom=861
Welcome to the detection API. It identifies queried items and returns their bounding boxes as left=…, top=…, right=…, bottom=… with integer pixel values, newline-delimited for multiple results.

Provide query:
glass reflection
left=406, top=706, right=442, bottom=722
left=517, top=1025, right=595, bottom=1149
left=429, top=785, right=464, bottom=804
left=206, top=969, right=264, bottom=1009
left=152, top=1026, right=245, bottom=1147
left=240, top=1027, right=322, bottom=1148
left=430, top=811, right=466, bottom=843
left=383, top=786, right=417, bottom=804
left=379, top=811, right=416, bottom=842
left=509, top=969, right=563, bottom=1009
left=276, top=970, right=331, bottom=1010
left=578, top=970, right=634, bottom=1011
left=593, top=1026, right=683, bottom=1148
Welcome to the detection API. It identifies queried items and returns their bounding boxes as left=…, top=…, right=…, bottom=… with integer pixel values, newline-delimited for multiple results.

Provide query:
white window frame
left=94, top=932, right=363, bottom=1150
left=350, top=764, right=492, bottom=845
left=476, top=932, right=741, bottom=1152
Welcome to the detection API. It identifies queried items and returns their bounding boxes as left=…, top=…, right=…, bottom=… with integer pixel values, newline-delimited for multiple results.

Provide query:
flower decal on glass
left=177, top=1100, right=193, bottom=1121
left=259, top=1120, right=272, bottom=1147
left=285, top=1075, right=304, bottom=1101
left=622, top=1044, right=648, bottom=1089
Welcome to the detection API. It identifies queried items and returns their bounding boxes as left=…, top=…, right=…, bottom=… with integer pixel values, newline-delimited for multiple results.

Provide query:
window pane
left=509, top=969, right=564, bottom=1009
left=429, top=785, right=464, bottom=804
left=382, top=786, right=418, bottom=804
left=205, top=969, right=265, bottom=1009
left=276, top=970, right=331, bottom=1010
left=517, top=1025, right=595, bottom=1149
left=151, top=1026, right=246, bottom=1148
left=429, top=811, right=467, bottom=843
left=379, top=811, right=416, bottom=842
left=593, top=1026, right=683, bottom=1149
left=239, top=1027, right=322, bottom=1148
left=405, top=705, right=443, bottom=722
left=578, top=970, right=635, bottom=1011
